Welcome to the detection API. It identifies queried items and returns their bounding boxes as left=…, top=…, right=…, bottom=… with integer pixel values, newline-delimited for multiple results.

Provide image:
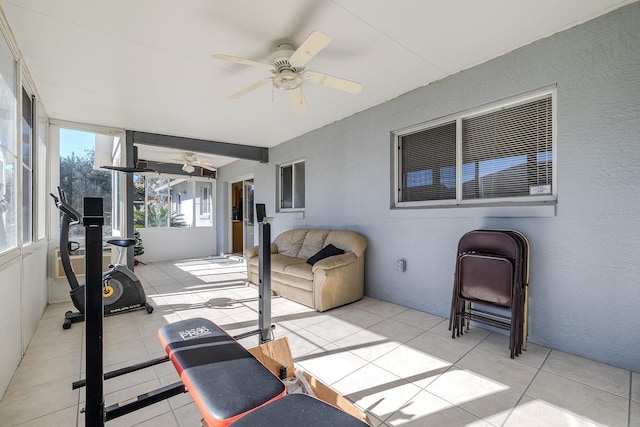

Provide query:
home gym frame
left=78, top=196, right=274, bottom=425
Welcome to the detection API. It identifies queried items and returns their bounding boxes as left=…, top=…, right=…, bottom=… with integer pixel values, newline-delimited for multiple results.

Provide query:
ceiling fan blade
left=229, top=77, right=272, bottom=100
left=288, top=31, right=331, bottom=68
left=211, top=54, right=273, bottom=71
left=304, top=70, right=362, bottom=94
left=287, top=86, right=308, bottom=115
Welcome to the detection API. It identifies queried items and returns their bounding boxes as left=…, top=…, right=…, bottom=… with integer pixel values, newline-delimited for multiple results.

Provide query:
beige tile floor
left=0, top=256, right=637, bottom=426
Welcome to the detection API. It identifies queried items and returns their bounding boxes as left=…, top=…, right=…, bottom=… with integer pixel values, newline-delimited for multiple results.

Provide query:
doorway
left=231, top=179, right=254, bottom=254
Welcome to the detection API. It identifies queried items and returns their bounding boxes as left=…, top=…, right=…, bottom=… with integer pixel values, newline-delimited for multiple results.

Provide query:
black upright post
left=83, top=197, right=105, bottom=426
left=258, top=221, right=271, bottom=344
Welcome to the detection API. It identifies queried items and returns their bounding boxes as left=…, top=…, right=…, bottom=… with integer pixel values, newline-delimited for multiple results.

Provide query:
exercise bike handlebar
left=51, top=186, right=82, bottom=223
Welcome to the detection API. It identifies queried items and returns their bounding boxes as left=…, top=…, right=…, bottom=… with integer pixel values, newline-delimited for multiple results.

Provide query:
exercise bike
left=51, top=187, right=153, bottom=329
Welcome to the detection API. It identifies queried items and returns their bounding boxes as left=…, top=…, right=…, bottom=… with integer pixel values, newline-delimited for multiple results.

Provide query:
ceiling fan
left=173, top=152, right=217, bottom=174
left=212, top=31, right=362, bottom=114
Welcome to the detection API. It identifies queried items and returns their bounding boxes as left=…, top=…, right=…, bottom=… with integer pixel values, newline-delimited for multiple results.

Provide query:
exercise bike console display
left=51, top=187, right=153, bottom=329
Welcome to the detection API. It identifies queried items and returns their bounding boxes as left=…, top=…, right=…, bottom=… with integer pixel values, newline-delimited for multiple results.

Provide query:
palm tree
left=134, top=202, right=187, bottom=228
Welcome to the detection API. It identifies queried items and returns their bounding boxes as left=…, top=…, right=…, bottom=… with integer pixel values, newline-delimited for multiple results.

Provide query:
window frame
left=20, top=84, right=34, bottom=246
left=35, top=98, right=47, bottom=241
left=278, top=159, right=305, bottom=212
left=0, top=29, right=18, bottom=257
left=393, top=88, right=557, bottom=208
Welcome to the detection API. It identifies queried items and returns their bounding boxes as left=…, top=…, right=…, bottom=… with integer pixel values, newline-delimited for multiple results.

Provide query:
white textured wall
left=21, top=245, right=48, bottom=351
left=0, top=257, right=22, bottom=397
left=0, top=243, right=48, bottom=398
left=135, top=226, right=217, bottom=263
left=217, top=3, right=640, bottom=371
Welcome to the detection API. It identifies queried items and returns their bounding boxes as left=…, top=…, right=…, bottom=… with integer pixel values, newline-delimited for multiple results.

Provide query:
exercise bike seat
left=107, top=238, right=136, bottom=248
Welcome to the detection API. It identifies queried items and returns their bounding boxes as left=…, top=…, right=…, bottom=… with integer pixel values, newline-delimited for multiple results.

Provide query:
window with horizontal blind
left=394, top=89, right=555, bottom=207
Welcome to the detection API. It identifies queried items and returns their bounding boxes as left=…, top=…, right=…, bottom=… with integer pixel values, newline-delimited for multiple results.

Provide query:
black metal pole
left=258, top=222, right=271, bottom=344
left=83, top=197, right=105, bottom=426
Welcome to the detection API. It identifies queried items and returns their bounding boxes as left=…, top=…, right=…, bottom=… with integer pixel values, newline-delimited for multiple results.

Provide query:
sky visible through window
left=407, top=151, right=552, bottom=189
left=60, top=128, right=94, bottom=159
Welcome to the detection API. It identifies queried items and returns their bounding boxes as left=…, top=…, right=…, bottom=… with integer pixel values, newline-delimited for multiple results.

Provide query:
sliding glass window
left=0, top=32, right=17, bottom=254
left=21, top=87, right=33, bottom=245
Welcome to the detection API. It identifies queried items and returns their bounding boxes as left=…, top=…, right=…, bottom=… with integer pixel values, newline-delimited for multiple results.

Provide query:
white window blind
left=399, top=121, right=456, bottom=202
left=395, top=90, right=554, bottom=207
left=462, top=96, right=552, bottom=200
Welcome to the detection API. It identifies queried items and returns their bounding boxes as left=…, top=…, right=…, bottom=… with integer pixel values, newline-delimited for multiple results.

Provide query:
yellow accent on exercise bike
left=103, top=286, right=114, bottom=298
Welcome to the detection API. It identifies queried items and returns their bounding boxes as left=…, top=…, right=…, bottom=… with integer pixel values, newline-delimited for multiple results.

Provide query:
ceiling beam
left=127, top=130, right=269, bottom=163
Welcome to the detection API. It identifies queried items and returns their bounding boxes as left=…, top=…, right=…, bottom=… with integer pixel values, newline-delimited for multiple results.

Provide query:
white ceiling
left=1, top=0, right=635, bottom=168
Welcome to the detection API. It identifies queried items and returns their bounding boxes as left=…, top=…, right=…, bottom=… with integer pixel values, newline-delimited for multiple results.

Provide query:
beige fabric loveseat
left=244, top=229, right=367, bottom=312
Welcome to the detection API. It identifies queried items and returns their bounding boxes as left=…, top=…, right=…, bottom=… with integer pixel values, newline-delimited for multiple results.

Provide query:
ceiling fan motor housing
left=212, top=30, right=361, bottom=113
left=270, top=44, right=303, bottom=90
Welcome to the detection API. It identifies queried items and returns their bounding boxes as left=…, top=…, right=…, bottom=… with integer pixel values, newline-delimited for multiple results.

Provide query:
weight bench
left=159, top=318, right=285, bottom=426
left=229, top=393, right=369, bottom=426
left=159, top=318, right=369, bottom=426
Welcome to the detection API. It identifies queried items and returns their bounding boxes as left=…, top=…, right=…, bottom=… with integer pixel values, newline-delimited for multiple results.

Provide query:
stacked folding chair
left=449, top=229, right=530, bottom=358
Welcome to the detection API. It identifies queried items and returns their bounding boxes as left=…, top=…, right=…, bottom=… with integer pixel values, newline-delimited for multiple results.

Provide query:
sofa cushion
left=274, top=229, right=308, bottom=257
left=307, top=244, right=345, bottom=266
left=298, top=229, right=330, bottom=259
left=283, top=262, right=314, bottom=281
left=271, top=254, right=307, bottom=274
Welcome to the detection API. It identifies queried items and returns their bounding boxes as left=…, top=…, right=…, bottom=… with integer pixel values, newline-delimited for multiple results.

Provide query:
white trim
left=461, top=86, right=556, bottom=120
left=0, top=7, right=21, bottom=64
left=0, top=247, right=21, bottom=268
left=49, top=119, right=124, bottom=137
left=455, top=116, right=463, bottom=201
left=389, top=203, right=556, bottom=218
left=551, top=89, right=558, bottom=197
left=397, top=194, right=557, bottom=209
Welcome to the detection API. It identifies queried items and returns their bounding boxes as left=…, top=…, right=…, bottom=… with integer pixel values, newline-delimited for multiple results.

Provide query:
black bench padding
left=158, top=318, right=285, bottom=426
left=229, top=393, right=369, bottom=426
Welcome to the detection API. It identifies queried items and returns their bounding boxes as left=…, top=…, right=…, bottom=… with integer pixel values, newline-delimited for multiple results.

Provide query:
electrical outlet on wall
left=396, top=259, right=406, bottom=272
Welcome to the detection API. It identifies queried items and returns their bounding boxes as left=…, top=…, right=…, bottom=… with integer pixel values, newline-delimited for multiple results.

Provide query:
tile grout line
left=628, top=370, right=633, bottom=427
left=429, top=329, right=500, bottom=426
left=498, top=348, right=551, bottom=427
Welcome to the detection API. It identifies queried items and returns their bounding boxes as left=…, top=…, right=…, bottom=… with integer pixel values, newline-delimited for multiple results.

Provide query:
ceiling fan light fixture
left=182, top=163, right=195, bottom=173
left=273, top=70, right=302, bottom=90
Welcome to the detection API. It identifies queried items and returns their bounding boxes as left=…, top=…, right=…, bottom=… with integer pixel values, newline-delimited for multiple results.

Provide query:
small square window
left=279, top=160, right=305, bottom=211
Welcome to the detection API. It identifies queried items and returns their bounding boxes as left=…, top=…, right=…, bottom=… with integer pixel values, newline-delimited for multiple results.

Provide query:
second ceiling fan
left=173, top=152, right=217, bottom=174
left=212, top=31, right=362, bottom=114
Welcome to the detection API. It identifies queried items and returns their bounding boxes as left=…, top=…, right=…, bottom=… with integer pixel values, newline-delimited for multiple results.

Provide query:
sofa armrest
left=243, top=245, right=259, bottom=259
left=311, top=252, right=357, bottom=273
left=244, top=244, right=280, bottom=260
left=312, top=252, right=364, bottom=312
